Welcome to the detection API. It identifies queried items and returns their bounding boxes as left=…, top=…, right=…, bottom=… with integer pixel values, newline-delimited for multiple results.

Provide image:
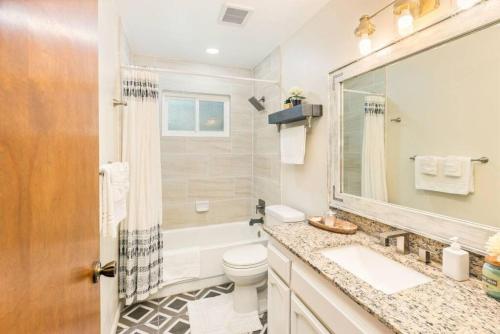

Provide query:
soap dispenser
left=442, top=237, right=469, bottom=281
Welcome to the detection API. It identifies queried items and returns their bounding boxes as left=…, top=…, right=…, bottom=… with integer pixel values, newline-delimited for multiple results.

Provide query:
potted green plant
left=288, top=87, right=306, bottom=106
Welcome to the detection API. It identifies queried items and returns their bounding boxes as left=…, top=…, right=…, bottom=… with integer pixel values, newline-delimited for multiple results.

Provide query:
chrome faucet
left=249, top=217, right=264, bottom=226
left=379, top=230, right=410, bottom=254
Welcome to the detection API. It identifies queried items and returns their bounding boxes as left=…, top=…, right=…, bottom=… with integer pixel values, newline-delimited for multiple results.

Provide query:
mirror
left=340, top=23, right=500, bottom=229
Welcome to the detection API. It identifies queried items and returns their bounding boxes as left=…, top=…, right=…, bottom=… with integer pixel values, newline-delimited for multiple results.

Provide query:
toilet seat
left=223, top=244, right=267, bottom=269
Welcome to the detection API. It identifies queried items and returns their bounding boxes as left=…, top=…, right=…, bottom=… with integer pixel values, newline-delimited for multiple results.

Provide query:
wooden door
left=290, top=294, right=331, bottom=334
left=267, top=269, right=290, bottom=334
left=0, top=0, right=100, bottom=333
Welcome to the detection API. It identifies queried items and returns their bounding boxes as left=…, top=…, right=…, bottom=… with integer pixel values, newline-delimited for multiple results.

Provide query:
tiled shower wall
left=252, top=48, right=282, bottom=207
left=132, top=56, right=255, bottom=228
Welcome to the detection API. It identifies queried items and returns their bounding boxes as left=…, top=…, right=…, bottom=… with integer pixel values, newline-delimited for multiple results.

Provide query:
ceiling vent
left=219, top=4, right=253, bottom=26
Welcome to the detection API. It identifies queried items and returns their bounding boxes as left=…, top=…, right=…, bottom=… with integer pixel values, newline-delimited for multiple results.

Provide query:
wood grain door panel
left=0, top=0, right=100, bottom=333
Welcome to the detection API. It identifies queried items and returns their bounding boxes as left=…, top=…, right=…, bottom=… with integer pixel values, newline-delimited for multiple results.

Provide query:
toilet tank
left=265, top=205, right=305, bottom=226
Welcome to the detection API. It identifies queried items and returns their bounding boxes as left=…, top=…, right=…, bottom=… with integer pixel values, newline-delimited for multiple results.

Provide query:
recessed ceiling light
left=206, top=48, right=219, bottom=55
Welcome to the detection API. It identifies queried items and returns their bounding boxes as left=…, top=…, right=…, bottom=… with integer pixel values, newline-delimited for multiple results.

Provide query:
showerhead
left=248, top=96, right=266, bottom=111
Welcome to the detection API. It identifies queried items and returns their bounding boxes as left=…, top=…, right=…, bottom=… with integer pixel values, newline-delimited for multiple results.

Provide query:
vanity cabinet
left=268, top=269, right=290, bottom=334
left=291, top=293, right=330, bottom=334
left=267, top=238, right=393, bottom=334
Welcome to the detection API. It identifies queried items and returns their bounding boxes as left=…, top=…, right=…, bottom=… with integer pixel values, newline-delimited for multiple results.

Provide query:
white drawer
left=267, top=243, right=291, bottom=285
left=291, top=261, right=393, bottom=334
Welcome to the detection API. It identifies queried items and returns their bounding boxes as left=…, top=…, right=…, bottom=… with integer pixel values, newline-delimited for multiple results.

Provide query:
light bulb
left=456, top=0, right=480, bottom=10
left=206, top=48, right=219, bottom=55
left=397, top=8, right=414, bottom=36
left=358, top=34, right=372, bottom=56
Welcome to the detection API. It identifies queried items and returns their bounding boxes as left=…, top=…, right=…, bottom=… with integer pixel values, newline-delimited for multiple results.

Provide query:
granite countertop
left=264, top=223, right=500, bottom=334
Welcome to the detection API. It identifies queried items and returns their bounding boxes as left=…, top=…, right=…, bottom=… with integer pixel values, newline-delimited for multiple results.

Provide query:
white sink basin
left=320, top=245, right=431, bottom=294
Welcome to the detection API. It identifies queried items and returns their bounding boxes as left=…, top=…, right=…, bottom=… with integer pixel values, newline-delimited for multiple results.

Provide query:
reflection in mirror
left=341, top=23, right=500, bottom=228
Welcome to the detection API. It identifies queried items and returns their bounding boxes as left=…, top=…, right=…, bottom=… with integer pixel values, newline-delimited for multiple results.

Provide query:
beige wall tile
left=231, top=131, right=252, bottom=154
left=207, top=198, right=252, bottom=224
left=232, top=111, right=252, bottom=132
left=234, top=177, right=252, bottom=197
left=208, top=154, right=252, bottom=177
left=186, top=137, right=231, bottom=154
left=162, top=180, right=187, bottom=203
left=162, top=155, right=208, bottom=179
left=188, top=178, right=235, bottom=200
left=254, top=155, right=271, bottom=178
left=163, top=202, right=208, bottom=227
left=161, top=137, right=187, bottom=154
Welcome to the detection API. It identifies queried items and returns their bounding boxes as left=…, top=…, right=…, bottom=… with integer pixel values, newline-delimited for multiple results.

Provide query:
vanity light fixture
left=355, top=15, right=376, bottom=56
left=396, top=8, right=414, bottom=36
left=393, top=0, right=440, bottom=36
left=456, top=0, right=481, bottom=10
left=206, top=48, right=220, bottom=55
left=354, top=0, right=441, bottom=55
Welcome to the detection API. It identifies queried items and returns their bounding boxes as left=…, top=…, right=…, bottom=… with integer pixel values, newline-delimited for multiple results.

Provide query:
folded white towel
left=415, top=156, right=474, bottom=195
left=280, top=125, right=306, bottom=164
left=418, top=156, right=439, bottom=175
left=443, top=156, right=465, bottom=177
left=163, top=247, right=201, bottom=285
left=100, top=162, right=129, bottom=238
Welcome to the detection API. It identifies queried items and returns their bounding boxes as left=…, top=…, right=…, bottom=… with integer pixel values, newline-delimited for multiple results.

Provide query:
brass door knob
left=92, top=260, right=117, bottom=283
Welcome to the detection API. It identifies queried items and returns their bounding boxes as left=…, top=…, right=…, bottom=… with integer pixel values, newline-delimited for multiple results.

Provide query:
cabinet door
left=268, top=269, right=290, bottom=334
left=291, top=293, right=330, bottom=334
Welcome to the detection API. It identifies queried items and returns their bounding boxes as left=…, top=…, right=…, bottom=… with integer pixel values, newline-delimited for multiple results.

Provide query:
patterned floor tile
left=160, top=315, right=191, bottom=334
left=119, top=301, right=158, bottom=328
left=122, top=324, right=158, bottom=334
left=117, top=283, right=263, bottom=334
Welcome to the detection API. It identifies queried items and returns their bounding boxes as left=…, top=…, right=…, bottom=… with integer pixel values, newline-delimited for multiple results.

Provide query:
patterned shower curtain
left=361, top=95, right=388, bottom=202
left=119, top=69, right=163, bottom=305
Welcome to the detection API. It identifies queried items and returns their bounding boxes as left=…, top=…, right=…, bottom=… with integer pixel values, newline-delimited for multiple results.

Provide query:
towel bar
left=409, top=156, right=489, bottom=163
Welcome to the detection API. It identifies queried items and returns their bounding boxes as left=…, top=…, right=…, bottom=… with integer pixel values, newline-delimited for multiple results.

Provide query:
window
left=162, top=92, right=230, bottom=137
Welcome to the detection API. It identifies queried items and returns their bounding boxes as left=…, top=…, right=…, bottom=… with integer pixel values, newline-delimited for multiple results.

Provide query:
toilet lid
left=223, top=244, right=267, bottom=268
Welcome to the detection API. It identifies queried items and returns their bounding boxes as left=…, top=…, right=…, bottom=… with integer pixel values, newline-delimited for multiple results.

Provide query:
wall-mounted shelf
left=268, top=104, right=323, bottom=131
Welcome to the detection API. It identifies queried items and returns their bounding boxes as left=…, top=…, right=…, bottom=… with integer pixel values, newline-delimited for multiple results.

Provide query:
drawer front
left=291, top=262, right=393, bottom=334
left=267, top=243, right=291, bottom=284
left=291, top=293, right=331, bottom=334
left=268, top=269, right=291, bottom=334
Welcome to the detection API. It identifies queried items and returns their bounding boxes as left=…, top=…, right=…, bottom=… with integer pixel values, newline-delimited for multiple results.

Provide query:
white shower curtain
left=361, top=95, right=388, bottom=202
left=119, top=69, right=163, bottom=305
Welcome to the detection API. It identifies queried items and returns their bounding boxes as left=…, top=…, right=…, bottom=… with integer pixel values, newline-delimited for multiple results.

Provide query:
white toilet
left=223, top=205, right=305, bottom=314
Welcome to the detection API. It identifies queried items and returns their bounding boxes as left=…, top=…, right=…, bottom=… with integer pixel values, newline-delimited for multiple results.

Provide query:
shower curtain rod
left=121, top=64, right=280, bottom=85
left=343, top=88, right=385, bottom=97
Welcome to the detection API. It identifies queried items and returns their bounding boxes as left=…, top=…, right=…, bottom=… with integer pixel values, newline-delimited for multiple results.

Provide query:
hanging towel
left=162, top=247, right=201, bottom=285
left=415, top=156, right=474, bottom=195
left=280, top=125, right=306, bottom=164
left=443, top=156, right=465, bottom=177
left=419, top=156, right=439, bottom=175
left=100, top=162, right=129, bottom=238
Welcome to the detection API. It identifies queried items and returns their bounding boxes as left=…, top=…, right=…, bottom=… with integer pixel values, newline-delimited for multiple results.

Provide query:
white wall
left=279, top=0, right=387, bottom=216
left=278, top=0, right=456, bottom=216
left=98, top=0, right=130, bottom=333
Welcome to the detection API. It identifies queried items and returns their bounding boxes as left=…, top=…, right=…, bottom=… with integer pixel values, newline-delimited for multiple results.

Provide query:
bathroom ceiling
left=118, top=0, right=331, bottom=69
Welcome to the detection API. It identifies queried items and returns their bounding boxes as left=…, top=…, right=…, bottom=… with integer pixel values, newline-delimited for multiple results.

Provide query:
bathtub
left=150, top=221, right=268, bottom=299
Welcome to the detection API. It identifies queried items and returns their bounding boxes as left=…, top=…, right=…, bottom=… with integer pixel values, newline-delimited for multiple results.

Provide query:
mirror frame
left=328, top=2, right=500, bottom=254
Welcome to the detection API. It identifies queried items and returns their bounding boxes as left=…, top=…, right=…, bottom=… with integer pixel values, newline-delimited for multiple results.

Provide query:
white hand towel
left=415, top=156, right=474, bottom=195
left=99, top=162, right=129, bottom=238
left=418, top=156, right=439, bottom=175
left=280, top=125, right=306, bottom=164
left=163, top=247, right=201, bottom=285
left=443, top=156, right=464, bottom=177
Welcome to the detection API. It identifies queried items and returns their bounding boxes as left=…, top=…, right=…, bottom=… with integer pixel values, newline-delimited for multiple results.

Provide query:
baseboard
left=110, top=301, right=123, bottom=334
